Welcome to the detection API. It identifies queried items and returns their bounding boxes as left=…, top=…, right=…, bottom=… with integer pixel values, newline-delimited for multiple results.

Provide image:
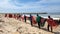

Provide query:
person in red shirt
left=47, top=16, right=53, bottom=32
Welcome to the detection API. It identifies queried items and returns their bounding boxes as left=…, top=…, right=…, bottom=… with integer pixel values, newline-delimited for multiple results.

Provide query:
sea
left=23, top=13, right=60, bottom=19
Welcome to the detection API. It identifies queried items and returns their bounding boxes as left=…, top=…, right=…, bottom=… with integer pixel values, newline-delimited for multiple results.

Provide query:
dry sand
left=0, top=14, right=60, bottom=34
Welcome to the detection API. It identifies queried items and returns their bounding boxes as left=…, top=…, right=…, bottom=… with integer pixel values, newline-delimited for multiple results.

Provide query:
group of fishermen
left=5, top=14, right=60, bottom=32
left=24, top=14, right=60, bottom=32
left=24, top=14, right=53, bottom=32
left=30, top=14, right=53, bottom=32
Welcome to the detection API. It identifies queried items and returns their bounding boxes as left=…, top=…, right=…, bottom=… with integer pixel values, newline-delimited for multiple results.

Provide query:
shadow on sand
left=25, top=22, right=60, bottom=34
left=33, top=25, right=60, bottom=34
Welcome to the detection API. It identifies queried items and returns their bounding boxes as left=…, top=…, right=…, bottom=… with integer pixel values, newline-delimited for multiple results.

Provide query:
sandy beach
left=0, top=14, right=60, bottom=34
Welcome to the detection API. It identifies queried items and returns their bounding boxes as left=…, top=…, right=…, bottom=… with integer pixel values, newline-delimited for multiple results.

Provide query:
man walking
left=36, top=14, right=41, bottom=29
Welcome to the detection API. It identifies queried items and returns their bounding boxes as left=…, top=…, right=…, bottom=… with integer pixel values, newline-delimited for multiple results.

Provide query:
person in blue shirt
left=30, top=14, right=33, bottom=26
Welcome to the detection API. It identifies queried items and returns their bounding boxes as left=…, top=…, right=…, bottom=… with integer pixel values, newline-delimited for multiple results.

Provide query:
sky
left=0, top=0, right=60, bottom=13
